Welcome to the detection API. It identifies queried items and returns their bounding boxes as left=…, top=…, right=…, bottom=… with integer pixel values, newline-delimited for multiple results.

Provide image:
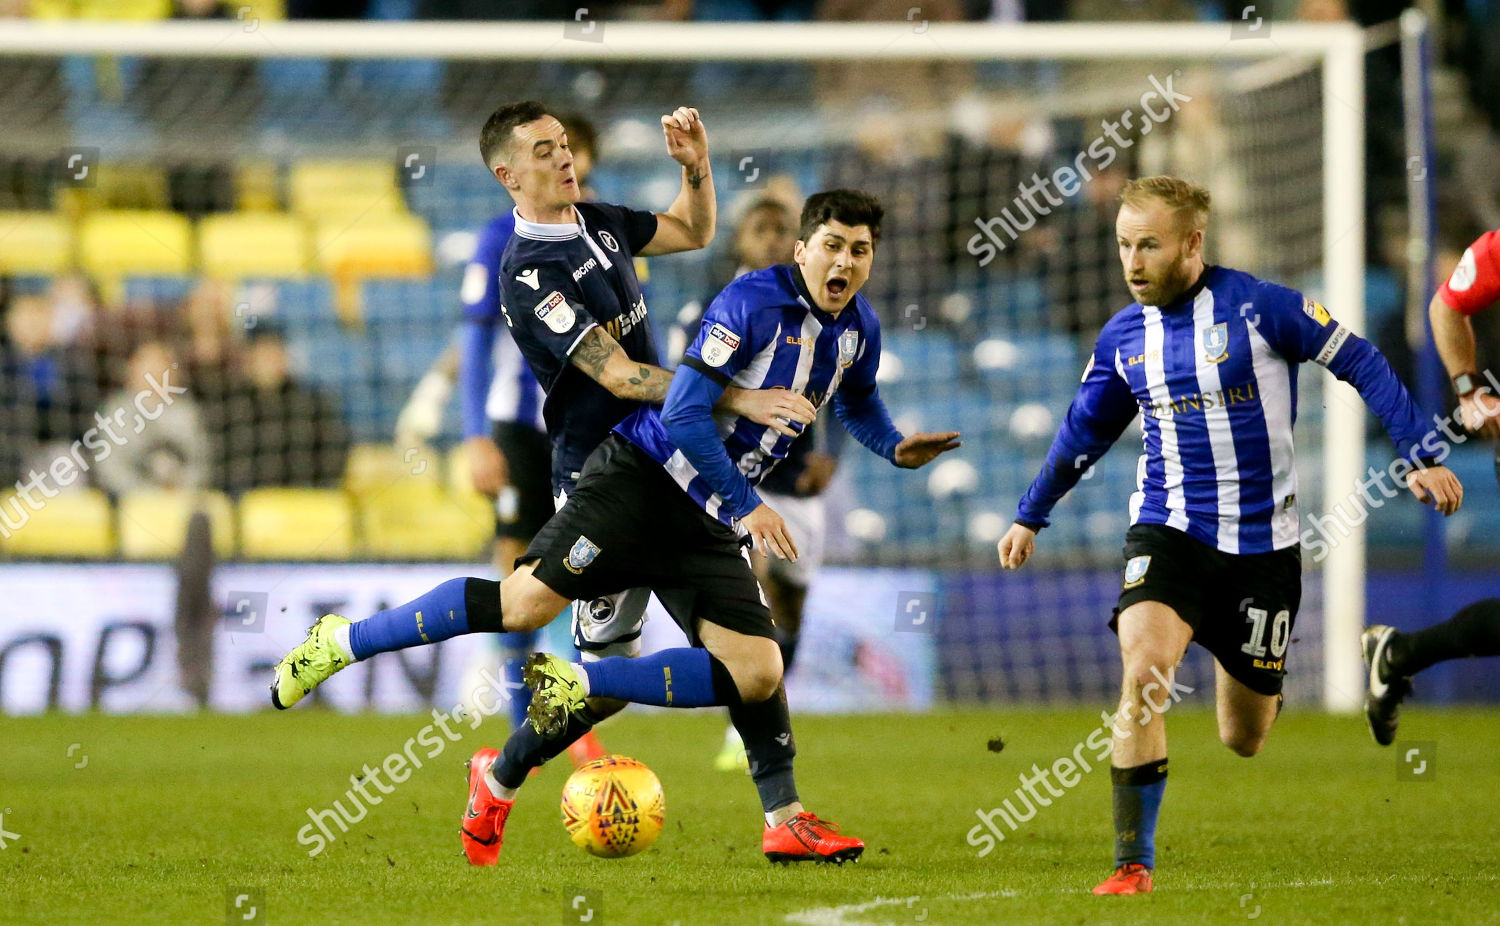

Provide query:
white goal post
left=0, top=19, right=1368, bottom=711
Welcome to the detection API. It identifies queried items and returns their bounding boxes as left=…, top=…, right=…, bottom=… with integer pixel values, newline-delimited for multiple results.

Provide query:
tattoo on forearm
left=627, top=366, right=652, bottom=386
left=571, top=328, right=614, bottom=381
left=687, top=171, right=706, bottom=190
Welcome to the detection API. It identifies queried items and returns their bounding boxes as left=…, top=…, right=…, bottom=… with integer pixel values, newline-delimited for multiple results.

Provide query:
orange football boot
left=461, top=747, right=514, bottom=866
left=1093, top=863, right=1154, bottom=895
left=762, top=812, right=865, bottom=864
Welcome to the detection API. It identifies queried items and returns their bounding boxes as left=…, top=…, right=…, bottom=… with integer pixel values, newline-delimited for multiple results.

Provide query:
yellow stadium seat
left=315, top=213, right=432, bottom=278
left=345, top=443, right=440, bottom=497
left=290, top=160, right=406, bottom=220
left=78, top=210, right=194, bottom=278
left=0, top=211, right=73, bottom=274
left=239, top=488, right=355, bottom=560
left=118, top=489, right=236, bottom=560
left=0, top=488, right=116, bottom=558
left=199, top=212, right=311, bottom=279
left=358, top=483, right=492, bottom=560
left=30, top=0, right=170, bottom=19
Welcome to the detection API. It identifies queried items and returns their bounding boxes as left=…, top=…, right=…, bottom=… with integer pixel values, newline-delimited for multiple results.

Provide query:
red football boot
left=567, top=729, right=608, bottom=767
left=762, top=812, right=865, bottom=864
left=461, top=747, right=514, bottom=866
left=1093, top=863, right=1153, bottom=895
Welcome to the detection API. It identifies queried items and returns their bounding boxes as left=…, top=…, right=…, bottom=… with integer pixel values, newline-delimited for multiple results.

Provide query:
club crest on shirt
left=1123, top=555, right=1151, bottom=588
left=838, top=330, right=860, bottom=368
left=597, top=230, right=620, bottom=253
left=1201, top=322, right=1229, bottom=364
left=1301, top=296, right=1332, bottom=326
left=702, top=323, right=741, bottom=368
left=564, top=536, right=601, bottom=574
left=534, top=291, right=575, bottom=334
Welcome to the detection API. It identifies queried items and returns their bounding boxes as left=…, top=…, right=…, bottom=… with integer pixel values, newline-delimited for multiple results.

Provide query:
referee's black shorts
left=519, top=434, right=772, bottom=645
left=491, top=421, right=552, bottom=541
left=1111, top=523, right=1302, bottom=697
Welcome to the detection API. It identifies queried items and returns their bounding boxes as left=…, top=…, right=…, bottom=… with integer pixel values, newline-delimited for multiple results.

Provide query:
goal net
left=0, top=20, right=1371, bottom=710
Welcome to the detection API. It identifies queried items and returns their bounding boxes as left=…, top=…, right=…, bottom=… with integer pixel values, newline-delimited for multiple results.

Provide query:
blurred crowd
left=0, top=275, right=348, bottom=496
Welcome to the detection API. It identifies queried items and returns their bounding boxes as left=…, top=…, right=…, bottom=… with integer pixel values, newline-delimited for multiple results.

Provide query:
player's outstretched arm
left=892, top=431, right=962, bottom=468
left=998, top=522, right=1036, bottom=570
left=567, top=326, right=816, bottom=434
left=640, top=106, right=715, bottom=256
left=1429, top=290, right=1500, bottom=439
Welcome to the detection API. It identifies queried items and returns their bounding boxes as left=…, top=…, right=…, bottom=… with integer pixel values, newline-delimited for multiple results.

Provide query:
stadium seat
left=30, top=0, right=170, bottom=19
left=357, top=482, right=491, bottom=559
left=0, top=211, right=72, bottom=274
left=78, top=209, right=194, bottom=278
left=199, top=212, right=312, bottom=279
left=239, top=488, right=356, bottom=560
left=290, top=160, right=406, bottom=219
left=344, top=442, right=440, bottom=497
left=0, top=488, right=116, bottom=558
left=314, top=214, right=432, bottom=278
left=117, top=489, right=236, bottom=560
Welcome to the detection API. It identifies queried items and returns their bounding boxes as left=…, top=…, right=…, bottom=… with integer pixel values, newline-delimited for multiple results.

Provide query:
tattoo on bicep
left=571, top=328, right=615, bottom=381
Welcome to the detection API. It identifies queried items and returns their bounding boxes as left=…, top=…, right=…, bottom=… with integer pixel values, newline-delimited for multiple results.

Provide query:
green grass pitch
left=2, top=706, right=1497, bottom=925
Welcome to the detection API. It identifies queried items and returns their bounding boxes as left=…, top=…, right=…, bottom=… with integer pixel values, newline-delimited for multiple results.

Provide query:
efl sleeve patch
left=1302, top=296, right=1333, bottom=327
left=1314, top=324, right=1351, bottom=367
left=533, top=291, right=576, bottom=334
left=700, top=323, right=742, bottom=368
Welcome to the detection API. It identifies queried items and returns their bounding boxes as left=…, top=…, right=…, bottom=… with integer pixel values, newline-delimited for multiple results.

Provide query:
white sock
left=766, top=802, right=803, bottom=827
left=484, top=765, right=518, bottom=802
left=723, top=724, right=744, bottom=746
left=573, top=662, right=590, bottom=697
left=332, top=623, right=356, bottom=662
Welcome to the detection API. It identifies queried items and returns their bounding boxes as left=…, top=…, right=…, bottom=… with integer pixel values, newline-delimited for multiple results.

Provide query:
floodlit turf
left=2, top=706, right=1498, bottom=925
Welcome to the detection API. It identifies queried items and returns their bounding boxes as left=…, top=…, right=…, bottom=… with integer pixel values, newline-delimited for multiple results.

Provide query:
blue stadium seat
left=123, top=275, right=196, bottom=308
left=362, top=276, right=462, bottom=328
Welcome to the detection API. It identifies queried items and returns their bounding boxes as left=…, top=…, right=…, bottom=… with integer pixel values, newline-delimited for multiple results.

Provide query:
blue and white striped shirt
left=1018, top=266, right=1435, bottom=554
left=617, top=264, right=903, bottom=526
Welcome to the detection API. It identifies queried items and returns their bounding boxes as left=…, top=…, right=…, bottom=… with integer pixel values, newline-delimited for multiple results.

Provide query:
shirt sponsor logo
left=1143, top=381, right=1258, bottom=418
left=598, top=230, right=620, bottom=253
left=602, top=296, right=648, bottom=341
left=1126, top=350, right=1161, bottom=366
left=564, top=536, right=601, bottom=574
left=572, top=257, right=598, bottom=282
left=1201, top=321, right=1229, bottom=364
left=702, top=323, right=741, bottom=368
left=534, top=291, right=576, bottom=334
left=1123, top=554, right=1151, bottom=589
left=515, top=268, right=540, bottom=291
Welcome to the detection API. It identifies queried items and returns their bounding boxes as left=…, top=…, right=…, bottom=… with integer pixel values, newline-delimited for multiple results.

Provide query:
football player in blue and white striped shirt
left=997, top=176, right=1463, bottom=896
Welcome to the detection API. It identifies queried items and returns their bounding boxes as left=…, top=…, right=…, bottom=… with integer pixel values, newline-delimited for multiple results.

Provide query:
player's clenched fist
left=997, top=522, right=1036, bottom=570
left=741, top=502, right=798, bottom=562
left=661, top=106, right=708, bottom=169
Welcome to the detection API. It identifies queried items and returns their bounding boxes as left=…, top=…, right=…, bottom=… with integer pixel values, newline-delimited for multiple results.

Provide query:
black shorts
left=1111, top=523, right=1302, bottom=696
left=491, top=422, right=552, bottom=540
left=520, top=434, right=772, bottom=644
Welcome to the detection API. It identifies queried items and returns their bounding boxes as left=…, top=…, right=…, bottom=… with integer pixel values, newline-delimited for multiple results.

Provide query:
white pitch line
left=785, top=891, right=1017, bottom=926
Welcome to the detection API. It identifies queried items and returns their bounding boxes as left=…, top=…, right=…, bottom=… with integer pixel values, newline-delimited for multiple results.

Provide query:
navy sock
left=348, top=577, right=499, bottom=660
left=499, top=630, right=537, bottom=729
left=1388, top=598, right=1500, bottom=677
left=581, top=648, right=740, bottom=708
left=730, top=684, right=800, bottom=814
left=494, top=705, right=601, bottom=789
left=1110, top=759, right=1168, bottom=869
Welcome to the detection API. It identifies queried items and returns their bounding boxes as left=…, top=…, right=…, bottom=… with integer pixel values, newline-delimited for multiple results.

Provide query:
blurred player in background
left=1362, top=226, right=1500, bottom=745
left=272, top=100, right=813, bottom=863
left=673, top=195, right=849, bottom=772
left=393, top=113, right=605, bottom=765
left=997, top=176, right=1463, bottom=895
